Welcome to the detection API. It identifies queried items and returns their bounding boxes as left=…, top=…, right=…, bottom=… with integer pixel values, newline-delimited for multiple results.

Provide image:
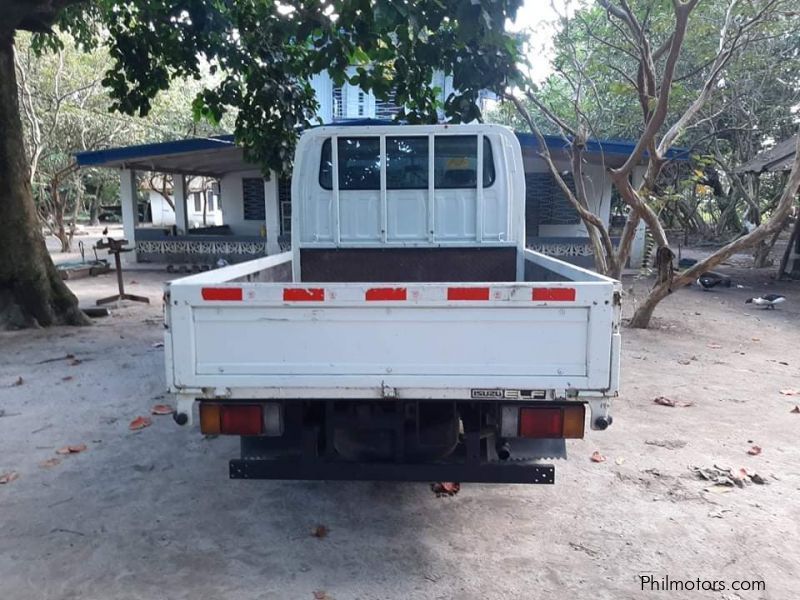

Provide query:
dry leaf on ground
left=707, top=343, right=722, bottom=349
left=653, top=396, right=693, bottom=408
left=311, top=525, right=329, bottom=539
left=129, top=416, right=152, bottom=430
left=12, top=376, right=24, bottom=386
left=151, top=404, right=174, bottom=415
left=747, top=445, right=762, bottom=456
left=0, top=471, right=19, bottom=484
left=313, top=592, right=329, bottom=600
left=431, top=481, right=460, bottom=496
left=791, top=406, right=800, bottom=414
left=56, top=443, right=87, bottom=455
left=152, top=342, right=164, bottom=348
left=69, top=359, right=82, bottom=366
left=590, top=451, right=606, bottom=463
left=39, top=458, right=61, bottom=468
left=779, top=389, right=799, bottom=396
left=61, top=376, right=73, bottom=382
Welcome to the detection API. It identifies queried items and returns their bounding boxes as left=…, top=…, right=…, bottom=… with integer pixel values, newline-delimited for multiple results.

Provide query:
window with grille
left=525, top=172, right=580, bottom=234
left=192, top=192, right=202, bottom=212
left=278, top=177, right=292, bottom=235
left=242, top=178, right=266, bottom=221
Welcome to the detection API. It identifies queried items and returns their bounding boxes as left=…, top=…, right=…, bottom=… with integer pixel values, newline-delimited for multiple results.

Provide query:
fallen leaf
left=590, top=451, right=606, bottom=463
left=707, top=343, right=722, bottom=349
left=311, top=524, right=329, bottom=539
left=129, top=280, right=138, bottom=284
left=653, top=396, right=677, bottom=407
left=751, top=337, right=761, bottom=342
left=791, top=406, right=800, bottom=414
left=151, top=342, right=164, bottom=349
left=653, top=396, right=693, bottom=408
left=61, top=376, right=73, bottom=382
left=12, top=376, right=24, bottom=386
left=69, top=359, right=82, bottom=366
left=0, top=471, right=19, bottom=484
left=313, top=592, right=329, bottom=600
left=151, top=404, right=174, bottom=416
left=129, top=416, right=152, bottom=431
left=39, top=458, right=61, bottom=468
left=56, top=443, right=87, bottom=455
left=615, top=457, right=625, bottom=465
left=431, top=481, right=460, bottom=496
left=779, top=389, right=799, bottom=396
left=747, top=445, right=762, bottom=456
left=750, top=473, right=767, bottom=485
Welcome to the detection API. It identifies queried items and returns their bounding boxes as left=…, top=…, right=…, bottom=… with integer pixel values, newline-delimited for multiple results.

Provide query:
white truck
left=165, top=123, right=620, bottom=484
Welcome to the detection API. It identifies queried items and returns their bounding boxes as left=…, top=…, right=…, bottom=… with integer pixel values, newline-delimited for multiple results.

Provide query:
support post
left=174, top=174, right=189, bottom=234
left=264, top=172, right=280, bottom=255
left=119, top=169, right=138, bottom=264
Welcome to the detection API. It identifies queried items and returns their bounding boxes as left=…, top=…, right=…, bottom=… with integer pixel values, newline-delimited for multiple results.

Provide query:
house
left=74, top=72, right=687, bottom=269
left=77, top=124, right=688, bottom=269
left=145, top=176, right=222, bottom=228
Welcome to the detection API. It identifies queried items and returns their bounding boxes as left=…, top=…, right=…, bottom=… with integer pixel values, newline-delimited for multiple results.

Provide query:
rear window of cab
left=319, top=135, right=495, bottom=191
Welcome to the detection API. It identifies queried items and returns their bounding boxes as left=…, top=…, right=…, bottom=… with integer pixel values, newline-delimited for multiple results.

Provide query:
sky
left=509, top=0, right=589, bottom=81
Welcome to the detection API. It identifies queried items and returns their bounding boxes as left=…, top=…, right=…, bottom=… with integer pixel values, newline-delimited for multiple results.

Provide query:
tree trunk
left=752, top=226, right=782, bottom=268
left=0, top=33, right=88, bottom=329
left=628, top=280, right=672, bottom=329
left=630, top=137, right=800, bottom=329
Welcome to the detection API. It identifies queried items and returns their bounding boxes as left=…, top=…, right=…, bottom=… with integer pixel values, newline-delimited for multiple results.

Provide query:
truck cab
left=165, top=123, right=620, bottom=484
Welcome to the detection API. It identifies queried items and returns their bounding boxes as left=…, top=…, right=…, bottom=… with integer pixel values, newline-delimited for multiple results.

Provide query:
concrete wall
left=521, top=157, right=613, bottom=238
left=219, top=170, right=279, bottom=241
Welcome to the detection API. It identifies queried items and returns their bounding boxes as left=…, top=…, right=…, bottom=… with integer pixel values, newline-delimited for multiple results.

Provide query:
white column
left=628, top=166, right=648, bottom=270
left=118, top=169, right=138, bottom=265
left=264, top=172, right=280, bottom=255
left=173, top=174, right=189, bottom=234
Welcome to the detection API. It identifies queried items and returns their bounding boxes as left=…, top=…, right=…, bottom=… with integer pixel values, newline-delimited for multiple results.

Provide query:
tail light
left=200, top=403, right=263, bottom=436
left=519, top=407, right=562, bottom=438
left=507, top=404, right=585, bottom=439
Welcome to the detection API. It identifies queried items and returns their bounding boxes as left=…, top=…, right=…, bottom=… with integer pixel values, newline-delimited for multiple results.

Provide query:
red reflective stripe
left=283, top=288, right=325, bottom=302
left=447, top=287, right=490, bottom=301
left=365, top=288, right=407, bottom=301
left=201, top=287, right=243, bottom=301
left=532, top=288, right=576, bottom=302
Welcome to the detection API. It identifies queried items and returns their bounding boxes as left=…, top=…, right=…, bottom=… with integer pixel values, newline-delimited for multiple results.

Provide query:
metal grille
left=332, top=86, right=343, bottom=119
left=242, top=178, right=265, bottom=221
left=278, top=177, right=292, bottom=236
left=525, top=172, right=579, bottom=231
left=375, top=92, right=400, bottom=119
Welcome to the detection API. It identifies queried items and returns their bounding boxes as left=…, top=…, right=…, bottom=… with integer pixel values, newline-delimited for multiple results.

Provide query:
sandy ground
left=1, top=253, right=799, bottom=600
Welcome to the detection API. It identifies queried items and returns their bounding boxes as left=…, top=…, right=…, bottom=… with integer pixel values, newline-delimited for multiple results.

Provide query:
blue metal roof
left=515, top=132, right=689, bottom=161
left=75, top=135, right=236, bottom=167
left=75, top=126, right=689, bottom=169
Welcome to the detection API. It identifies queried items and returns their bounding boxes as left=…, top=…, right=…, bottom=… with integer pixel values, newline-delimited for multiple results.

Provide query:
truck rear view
left=165, top=123, right=620, bottom=484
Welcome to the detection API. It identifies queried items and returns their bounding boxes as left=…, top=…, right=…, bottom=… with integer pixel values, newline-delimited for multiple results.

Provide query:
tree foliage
left=47, top=0, right=524, bottom=173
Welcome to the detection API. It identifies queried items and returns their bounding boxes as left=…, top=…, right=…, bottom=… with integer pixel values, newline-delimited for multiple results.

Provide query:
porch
left=76, top=136, right=289, bottom=266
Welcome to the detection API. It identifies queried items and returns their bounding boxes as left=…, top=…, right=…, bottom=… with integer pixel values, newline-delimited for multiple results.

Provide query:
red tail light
left=519, top=407, right=563, bottom=438
left=200, top=403, right=263, bottom=436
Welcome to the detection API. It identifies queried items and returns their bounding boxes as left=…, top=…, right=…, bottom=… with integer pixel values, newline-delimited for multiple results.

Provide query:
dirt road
left=1, top=265, right=798, bottom=599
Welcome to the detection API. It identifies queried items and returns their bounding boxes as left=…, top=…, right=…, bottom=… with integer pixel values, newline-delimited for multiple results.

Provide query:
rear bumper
left=229, top=459, right=554, bottom=484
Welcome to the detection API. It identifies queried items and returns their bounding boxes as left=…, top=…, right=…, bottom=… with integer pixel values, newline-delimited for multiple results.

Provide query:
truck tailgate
left=167, top=279, right=619, bottom=397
